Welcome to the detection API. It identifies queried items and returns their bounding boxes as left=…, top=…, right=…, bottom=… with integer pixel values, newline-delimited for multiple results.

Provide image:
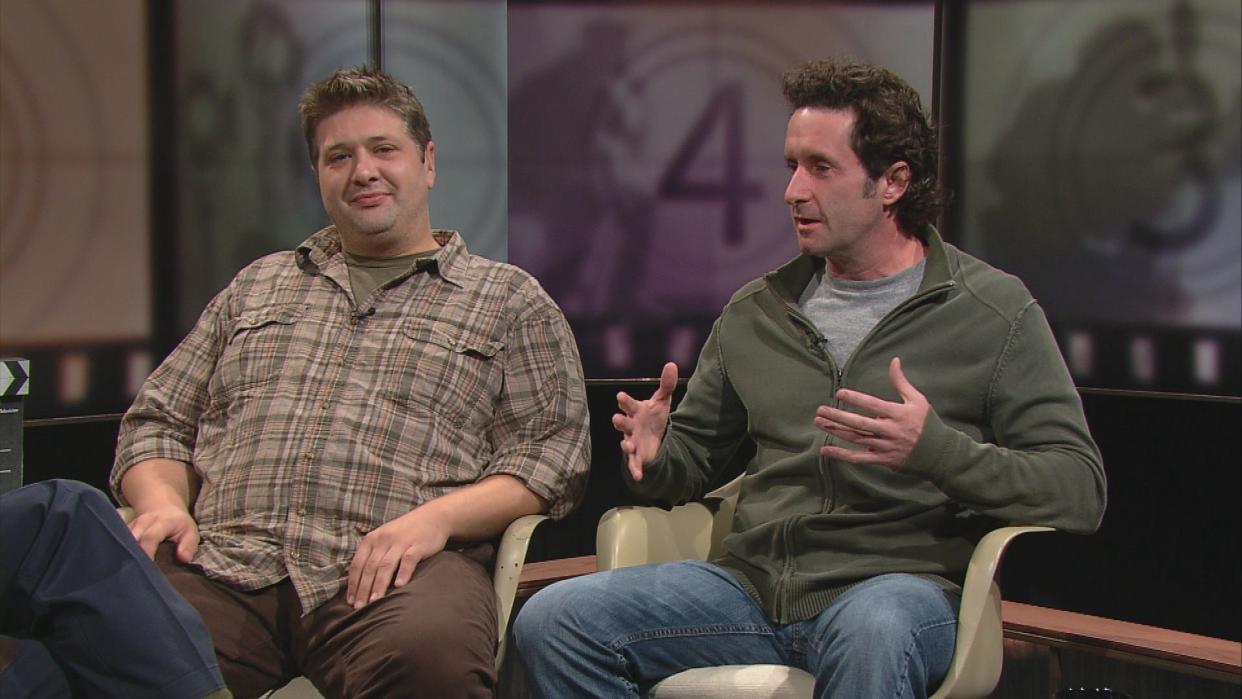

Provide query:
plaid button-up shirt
left=112, top=229, right=590, bottom=612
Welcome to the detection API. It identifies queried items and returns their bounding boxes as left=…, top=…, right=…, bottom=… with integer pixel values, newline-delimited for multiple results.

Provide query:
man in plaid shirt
left=110, top=67, right=591, bottom=698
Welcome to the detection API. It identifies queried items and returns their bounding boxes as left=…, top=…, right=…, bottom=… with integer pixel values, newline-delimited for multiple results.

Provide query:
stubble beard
left=345, top=204, right=400, bottom=238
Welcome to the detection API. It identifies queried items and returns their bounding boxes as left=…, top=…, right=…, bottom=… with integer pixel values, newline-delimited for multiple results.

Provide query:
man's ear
left=424, top=141, right=436, bottom=189
left=882, top=161, right=911, bottom=205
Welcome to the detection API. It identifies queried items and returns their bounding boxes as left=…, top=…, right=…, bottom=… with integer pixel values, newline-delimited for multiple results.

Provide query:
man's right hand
left=119, top=458, right=202, bottom=563
left=612, top=362, right=678, bottom=481
left=127, top=506, right=200, bottom=563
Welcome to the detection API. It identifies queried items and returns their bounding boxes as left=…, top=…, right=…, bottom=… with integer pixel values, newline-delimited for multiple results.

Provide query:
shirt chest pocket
left=212, top=304, right=306, bottom=396
left=388, top=319, right=505, bottom=428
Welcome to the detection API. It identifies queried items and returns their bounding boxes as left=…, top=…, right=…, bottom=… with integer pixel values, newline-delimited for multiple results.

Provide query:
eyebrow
left=785, top=150, right=833, bottom=165
left=322, top=134, right=401, bottom=153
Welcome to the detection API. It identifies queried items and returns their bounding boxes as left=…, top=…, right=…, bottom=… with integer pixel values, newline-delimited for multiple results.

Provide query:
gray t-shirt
left=798, top=258, right=926, bottom=367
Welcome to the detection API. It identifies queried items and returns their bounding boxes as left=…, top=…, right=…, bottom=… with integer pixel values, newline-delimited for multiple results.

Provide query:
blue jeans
left=0, top=479, right=226, bottom=698
left=515, top=560, right=958, bottom=699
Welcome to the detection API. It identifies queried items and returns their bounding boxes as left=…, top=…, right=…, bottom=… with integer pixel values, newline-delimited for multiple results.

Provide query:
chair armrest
left=493, top=513, right=548, bottom=670
left=961, top=525, right=1054, bottom=608
left=932, top=525, right=1053, bottom=699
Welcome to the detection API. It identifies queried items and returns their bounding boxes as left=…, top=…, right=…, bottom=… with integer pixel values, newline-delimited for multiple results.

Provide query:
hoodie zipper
left=766, top=285, right=837, bottom=621
left=764, top=276, right=955, bottom=621
left=830, top=279, right=956, bottom=504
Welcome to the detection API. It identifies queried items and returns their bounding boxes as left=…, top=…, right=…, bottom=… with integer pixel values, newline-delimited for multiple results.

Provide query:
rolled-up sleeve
left=110, top=291, right=229, bottom=505
left=481, top=284, right=590, bottom=519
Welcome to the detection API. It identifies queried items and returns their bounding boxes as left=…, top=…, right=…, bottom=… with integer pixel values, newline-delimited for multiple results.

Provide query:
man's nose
left=352, top=152, right=379, bottom=182
left=785, top=168, right=808, bottom=205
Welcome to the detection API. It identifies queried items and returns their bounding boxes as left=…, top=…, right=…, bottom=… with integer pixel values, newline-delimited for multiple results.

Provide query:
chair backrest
left=596, top=501, right=716, bottom=568
left=596, top=476, right=742, bottom=570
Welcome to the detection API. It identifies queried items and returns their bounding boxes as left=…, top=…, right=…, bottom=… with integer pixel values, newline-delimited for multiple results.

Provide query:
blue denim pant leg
left=516, top=563, right=958, bottom=699
left=0, top=479, right=226, bottom=699
left=515, top=560, right=786, bottom=699
left=785, top=573, right=959, bottom=699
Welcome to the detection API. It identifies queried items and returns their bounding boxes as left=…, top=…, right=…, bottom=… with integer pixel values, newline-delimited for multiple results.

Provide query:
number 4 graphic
left=658, top=83, right=764, bottom=246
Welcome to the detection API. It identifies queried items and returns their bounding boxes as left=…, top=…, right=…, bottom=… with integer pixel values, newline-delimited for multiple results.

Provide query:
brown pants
left=156, top=544, right=497, bottom=699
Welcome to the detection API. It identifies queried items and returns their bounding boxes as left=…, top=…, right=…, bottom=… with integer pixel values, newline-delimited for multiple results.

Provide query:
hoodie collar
left=765, top=225, right=953, bottom=301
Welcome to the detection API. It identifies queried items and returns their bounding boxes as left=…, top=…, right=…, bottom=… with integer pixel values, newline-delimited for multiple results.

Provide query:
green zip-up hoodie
left=628, top=228, right=1107, bottom=624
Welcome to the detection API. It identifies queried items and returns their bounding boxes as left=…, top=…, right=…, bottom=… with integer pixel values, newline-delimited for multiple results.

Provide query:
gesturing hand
left=815, top=357, right=929, bottom=470
left=346, top=509, right=449, bottom=610
left=127, top=506, right=200, bottom=563
left=612, top=362, right=678, bottom=481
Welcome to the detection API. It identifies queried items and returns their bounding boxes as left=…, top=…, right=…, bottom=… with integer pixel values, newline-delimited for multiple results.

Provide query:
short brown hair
left=298, top=66, right=432, bottom=164
left=782, top=58, right=943, bottom=239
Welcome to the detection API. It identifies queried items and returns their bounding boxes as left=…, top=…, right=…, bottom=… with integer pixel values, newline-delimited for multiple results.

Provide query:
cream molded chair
left=595, top=478, right=1051, bottom=699
left=119, top=508, right=546, bottom=697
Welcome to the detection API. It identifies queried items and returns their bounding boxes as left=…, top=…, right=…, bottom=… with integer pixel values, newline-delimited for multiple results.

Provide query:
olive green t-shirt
left=341, top=249, right=437, bottom=306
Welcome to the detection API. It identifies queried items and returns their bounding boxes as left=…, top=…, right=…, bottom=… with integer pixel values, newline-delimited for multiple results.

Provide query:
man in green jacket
left=515, top=58, right=1106, bottom=698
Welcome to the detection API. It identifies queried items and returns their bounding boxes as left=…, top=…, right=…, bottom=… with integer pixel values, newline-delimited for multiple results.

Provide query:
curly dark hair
left=298, top=66, right=432, bottom=165
left=782, top=59, right=943, bottom=239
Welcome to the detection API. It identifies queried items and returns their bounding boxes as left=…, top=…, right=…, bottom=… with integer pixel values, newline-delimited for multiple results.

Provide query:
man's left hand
left=815, top=357, right=929, bottom=470
left=346, top=508, right=449, bottom=610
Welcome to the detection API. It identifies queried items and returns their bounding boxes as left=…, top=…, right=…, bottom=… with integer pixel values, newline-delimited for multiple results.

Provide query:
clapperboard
left=1, top=358, right=30, bottom=494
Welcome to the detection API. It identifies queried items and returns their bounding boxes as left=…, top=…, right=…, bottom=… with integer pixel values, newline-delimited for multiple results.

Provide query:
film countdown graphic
left=973, top=0, right=1240, bottom=393
left=585, top=23, right=815, bottom=308
left=511, top=19, right=859, bottom=376
left=0, top=1, right=109, bottom=336
left=174, top=0, right=506, bottom=335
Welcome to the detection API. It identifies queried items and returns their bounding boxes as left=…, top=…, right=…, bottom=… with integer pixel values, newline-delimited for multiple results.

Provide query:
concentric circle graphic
left=993, top=1, right=1240, bottom=325
left=0, top=1, right=109, bottom=336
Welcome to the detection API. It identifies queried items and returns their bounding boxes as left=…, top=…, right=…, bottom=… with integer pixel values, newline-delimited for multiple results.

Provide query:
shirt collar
left=296, top=227, right=470, bottom=287
left=425, top=229, right=469, bottom=287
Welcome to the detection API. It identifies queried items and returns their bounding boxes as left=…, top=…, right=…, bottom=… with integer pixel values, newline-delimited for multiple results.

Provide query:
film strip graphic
left=3, top=322, right=1237, bottom=418
left=570, top=316, right=1241, bottom=397
left=1055, top=324, right=1239, bottom=396
left=571, top=317, right=716, bottom=381
left=0, top=341, right=151, bottom=418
